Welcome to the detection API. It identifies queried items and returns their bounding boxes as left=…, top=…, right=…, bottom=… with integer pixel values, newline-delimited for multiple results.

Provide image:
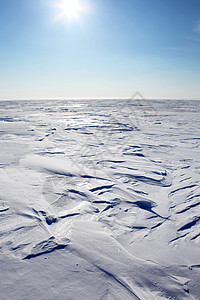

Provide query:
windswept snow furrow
left=176, top=201, right=200, bottom=214
left=96, top=160, right=126, bottom=164
left=89, top=184, right=114, bottom=193
left=0, top=207, right=9, bottom=213
left=67, top=189, right=87, bottom=197
left=169, top=233, right=189, bottom=244
left=169, top=184, right=198, bottom=197
left=177, top=217, right=200, bottom=232
left=191, top=233, right=200, bottom=240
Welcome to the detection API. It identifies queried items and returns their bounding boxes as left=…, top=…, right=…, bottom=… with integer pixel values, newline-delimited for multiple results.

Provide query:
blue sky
left=0, top=0, right=200, bottom=99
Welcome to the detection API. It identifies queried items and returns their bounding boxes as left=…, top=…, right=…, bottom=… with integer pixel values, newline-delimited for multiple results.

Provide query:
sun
left=56, top=0, right=84, bottom=21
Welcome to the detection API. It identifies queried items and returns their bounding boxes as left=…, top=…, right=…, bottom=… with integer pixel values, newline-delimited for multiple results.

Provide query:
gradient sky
left=0, top=0, right=200, bottom=100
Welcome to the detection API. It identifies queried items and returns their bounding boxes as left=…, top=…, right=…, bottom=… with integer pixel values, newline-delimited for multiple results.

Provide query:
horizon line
left=0, top=97, right=200, bottom=101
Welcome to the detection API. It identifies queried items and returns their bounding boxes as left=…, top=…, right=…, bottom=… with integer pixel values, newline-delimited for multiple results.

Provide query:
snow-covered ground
left=0, top=99, right=200, bottom=299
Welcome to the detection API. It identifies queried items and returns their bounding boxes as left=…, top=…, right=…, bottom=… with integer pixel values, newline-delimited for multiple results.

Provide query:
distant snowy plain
left=0, top=99, right=200, bottom=299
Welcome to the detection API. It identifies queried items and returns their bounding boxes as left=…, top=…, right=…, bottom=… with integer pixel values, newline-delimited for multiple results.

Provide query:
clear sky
left=0, top=0, right=200, bottom=100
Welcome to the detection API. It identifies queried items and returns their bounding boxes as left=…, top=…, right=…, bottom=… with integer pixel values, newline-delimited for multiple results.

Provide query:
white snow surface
left=0, top=99, right=200, bottom=299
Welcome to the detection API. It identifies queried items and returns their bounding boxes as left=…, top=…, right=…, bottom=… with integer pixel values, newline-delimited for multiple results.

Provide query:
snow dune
left=0, top=99, right=200, bottom=299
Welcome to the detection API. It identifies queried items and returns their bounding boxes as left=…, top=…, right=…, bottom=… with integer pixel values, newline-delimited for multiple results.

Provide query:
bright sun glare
left=57, top=0, right=84, bottom=21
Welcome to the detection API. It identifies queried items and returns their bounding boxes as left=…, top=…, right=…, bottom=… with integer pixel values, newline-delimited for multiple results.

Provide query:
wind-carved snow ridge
left=23, top=237, right=70, bottom=259
left=0, top=99, right=200, bottom=299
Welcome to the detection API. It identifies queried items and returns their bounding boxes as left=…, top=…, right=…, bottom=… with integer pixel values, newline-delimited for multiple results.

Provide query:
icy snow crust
left=0, top=99, right=200, bottom=299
